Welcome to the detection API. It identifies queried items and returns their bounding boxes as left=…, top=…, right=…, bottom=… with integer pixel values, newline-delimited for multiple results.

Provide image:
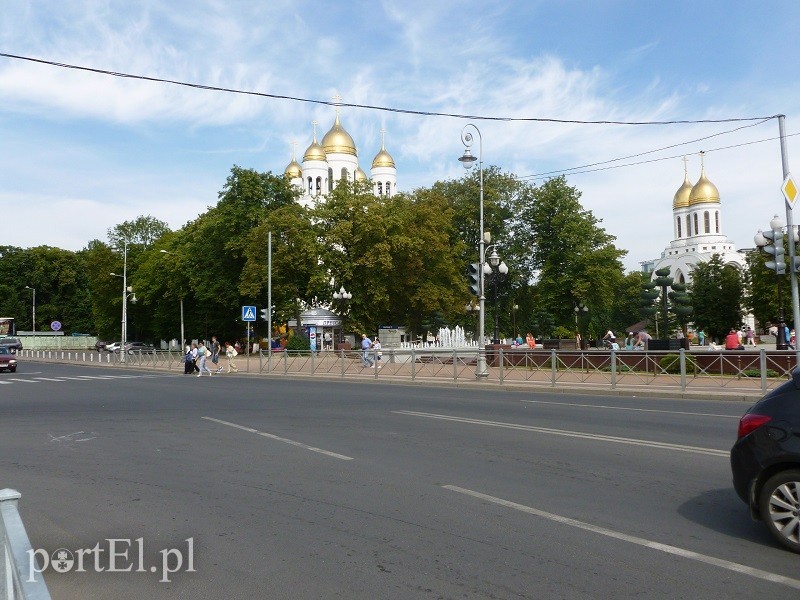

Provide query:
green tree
left=108, top=215, right=171, bottom=249
left=507, top=176, right=628, bottom=335
left=689, top=254, right=744, bottom=342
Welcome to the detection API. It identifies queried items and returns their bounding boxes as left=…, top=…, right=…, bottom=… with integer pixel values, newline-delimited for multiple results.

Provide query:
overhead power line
left=0, top=52, right=780, bottom=126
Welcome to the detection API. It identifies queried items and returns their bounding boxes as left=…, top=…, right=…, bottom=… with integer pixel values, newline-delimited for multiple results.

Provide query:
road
left=0, top=361, right=797, bottom=599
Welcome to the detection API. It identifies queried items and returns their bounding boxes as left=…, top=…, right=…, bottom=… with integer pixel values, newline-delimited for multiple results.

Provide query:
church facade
left=641, top=153, right=747, bottom=283
left=282, top=108, right=397, bottom=208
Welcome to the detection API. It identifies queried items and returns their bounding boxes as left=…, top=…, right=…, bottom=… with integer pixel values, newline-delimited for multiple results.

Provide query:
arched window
left=704, top=211, right=710, bottom=233
left=385, top=182, right=391, bottom=197
left=715, top=211, right=720, bottom=233
left=693, top=213, right=699, bottom=235
left=307, top=177, right=312, bottom=194
left=328, top=168, right=333, bottom=192
left=377, top=182, right=383, bottom=195
left=686, top=215, right=691, bottom=236
left=676, top=217, right=682, bottom=238
left=315, top=176, right=322, bottom=195
left=341, top=167, right=348, bottom=181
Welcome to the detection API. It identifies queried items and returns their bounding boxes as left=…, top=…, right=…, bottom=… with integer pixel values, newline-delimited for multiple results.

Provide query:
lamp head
left=130, top=294, right=138, bottom=304
left=498, top=261, right=509, bottom=275
left=488, top=248, right=500, bottom=267
left=458, top=149, right=476, bottom=170
left=770, top=214, right=785, bottom=231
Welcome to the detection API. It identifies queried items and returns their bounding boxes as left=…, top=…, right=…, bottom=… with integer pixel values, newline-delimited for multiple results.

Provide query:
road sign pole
left=246, top=322, right=250, bottom=373
left=778, top=115, right=800, bottom=364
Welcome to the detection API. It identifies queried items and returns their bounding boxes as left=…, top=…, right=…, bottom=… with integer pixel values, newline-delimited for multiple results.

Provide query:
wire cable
left=0, top=52, right=780, bottom=126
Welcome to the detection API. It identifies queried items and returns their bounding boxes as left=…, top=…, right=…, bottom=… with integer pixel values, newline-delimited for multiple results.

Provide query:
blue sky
left=2, top=0, right=799, bottom=271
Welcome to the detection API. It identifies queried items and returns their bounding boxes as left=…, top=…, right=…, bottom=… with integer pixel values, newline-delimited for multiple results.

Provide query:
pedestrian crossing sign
left=242, top=305, right=256, bottom=322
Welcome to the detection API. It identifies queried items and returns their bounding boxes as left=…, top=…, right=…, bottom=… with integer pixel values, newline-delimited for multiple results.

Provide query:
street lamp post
left=485, top=247, right=508, bottom=344
left=110, top=241, right=136, bottom=363
left=160, top=250, right=185, bottom=352
left=332, top=285, right=352, bottom=346
left=512, top=303, right=519, bottom=340
left=24, top=286, right=35, bottom=333
left=459, top=123, right=488, bottom=377
left=574, top=302, right=588, bottom=349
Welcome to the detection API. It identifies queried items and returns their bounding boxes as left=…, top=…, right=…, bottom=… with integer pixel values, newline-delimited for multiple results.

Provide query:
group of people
left=183, top=335, right=240, bottom=376
left=360, top=334, right=382, bottom=368
left=601, top=330, right=651, bottom=351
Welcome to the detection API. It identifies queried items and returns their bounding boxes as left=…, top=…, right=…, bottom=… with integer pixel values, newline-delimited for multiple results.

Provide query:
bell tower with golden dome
left=643, top=153, right=745, bottom=284
left=283, top=97, right=398, bottom=208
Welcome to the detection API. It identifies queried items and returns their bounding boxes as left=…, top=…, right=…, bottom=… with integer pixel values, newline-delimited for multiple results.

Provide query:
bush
left=742, top=368, right=780, bottom=378
left=659, top=353, right=698, bottom=374
left=284, top=333, right=311, bottom=352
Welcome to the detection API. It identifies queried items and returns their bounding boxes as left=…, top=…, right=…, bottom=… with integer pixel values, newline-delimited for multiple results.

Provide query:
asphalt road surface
left=1, top=361, right=798, bottom=599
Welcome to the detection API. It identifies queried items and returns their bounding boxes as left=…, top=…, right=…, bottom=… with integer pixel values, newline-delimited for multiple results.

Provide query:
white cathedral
left=642, top=153, right=746, bottom=283
left=282, top=107, right=397, bottom=208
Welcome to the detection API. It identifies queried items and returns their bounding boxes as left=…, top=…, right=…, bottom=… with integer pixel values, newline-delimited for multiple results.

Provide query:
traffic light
left=763, top=229, right=786, bottom=274
left=468, top=262, right=481, bottom=296
left=260, top=307, right=269, bottom=321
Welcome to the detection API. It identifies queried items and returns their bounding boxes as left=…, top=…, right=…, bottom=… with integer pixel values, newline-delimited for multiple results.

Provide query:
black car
left=730, top=369, right=800, bottom=553
left=0, top=336, right=22, bottom=352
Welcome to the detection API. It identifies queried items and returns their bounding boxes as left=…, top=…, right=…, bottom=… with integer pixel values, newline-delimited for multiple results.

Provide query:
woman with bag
left=225, top=341, right=239, bottom=373
left=196, top=341, right=213, bottom=376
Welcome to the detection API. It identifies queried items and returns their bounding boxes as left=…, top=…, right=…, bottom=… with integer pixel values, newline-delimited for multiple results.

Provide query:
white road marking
left=33, top=377, right=68, bottom=382
left=202, top=417, right=354, bottom=461
left=5, top=378, right=38, bottom=383
left=443, top=485, right=800, bottom=590
left=0, top=381, right=12, bottom=385
left=394, top=410, right=729, bottom=457
left=519, top=398, right=740, bottom=419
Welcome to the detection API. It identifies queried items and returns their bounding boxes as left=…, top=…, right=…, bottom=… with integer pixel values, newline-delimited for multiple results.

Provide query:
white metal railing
left=1, top=489, right=51, bottom=600
left=15, top=347, right=795, bottom=395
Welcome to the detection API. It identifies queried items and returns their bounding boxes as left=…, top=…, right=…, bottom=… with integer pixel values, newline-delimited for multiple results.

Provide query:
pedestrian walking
left=211, top=335, right=223, bottom=373
left=373, top=337, right=382, bottom=369
left=190, top=342, right=201, bottom=373
left=225, top=341, right=239, bottom=373
left=197, top=341, right=213, bottom=376
left=746, top=327, right=756, bottom=346
left=361, top=333, right=373, bottom=367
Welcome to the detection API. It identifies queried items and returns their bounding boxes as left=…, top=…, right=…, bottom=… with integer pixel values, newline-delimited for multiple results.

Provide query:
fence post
left=283, top=349, right=288, bottom=375
left=550, top=350, right=557, bottom=387
left=1, top=488, right=52, bottom=599
left=679, top=348, right=686, bottom=391
left=611, top=350, right=617, bottom=389
left=312, top=350, right=316, bottom=376
left=499, top=347, right=504, bottom=384
left=453, top=349, right=457, bottom=381
left=760, top=349, right=767, bottom=394
left=412, top=347, right=416, bottom=380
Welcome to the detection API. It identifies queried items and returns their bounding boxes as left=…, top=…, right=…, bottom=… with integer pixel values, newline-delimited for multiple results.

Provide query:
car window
left=0, top=347, right=9, bottom=355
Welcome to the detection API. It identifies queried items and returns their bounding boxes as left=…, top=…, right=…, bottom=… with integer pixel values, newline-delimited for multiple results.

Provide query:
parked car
left=730, top=369, right=800, bottom=553
left=0, top=346, right=18, bottom=372
left=0, top=336, right=22, bottom=352
left=95, top=340, right=108, bottom=352
left=124, top=342, right=156, bottom=354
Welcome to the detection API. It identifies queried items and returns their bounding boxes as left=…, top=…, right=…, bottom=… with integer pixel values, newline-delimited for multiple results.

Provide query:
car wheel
left=758, top=469, right=800, bottom=553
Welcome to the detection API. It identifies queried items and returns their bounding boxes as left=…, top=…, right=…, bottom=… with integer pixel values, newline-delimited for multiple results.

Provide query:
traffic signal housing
left=468, top=262, right=481, bottom=296
left=260, top=308, right=269, bottom=321
left=762, top=229, right=786, bottom=274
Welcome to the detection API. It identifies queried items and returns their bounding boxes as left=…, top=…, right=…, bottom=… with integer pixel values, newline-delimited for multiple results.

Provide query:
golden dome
left=371, top=148, right=395, bottom=169
left=284, top=159, right=302, bottom=179
left=673, top=173, right=693, bottom=209
left=321, top=114, right=357, bottom=156
left=303, top=139, right=326, bottom=162
left=355, top=167, right=367, bottom=181
left=689, top=165, right=720, bottom=205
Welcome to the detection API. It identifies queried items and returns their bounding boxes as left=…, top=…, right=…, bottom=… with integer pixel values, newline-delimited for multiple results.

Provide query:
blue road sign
left=242, top=306, right=257, bottom=322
